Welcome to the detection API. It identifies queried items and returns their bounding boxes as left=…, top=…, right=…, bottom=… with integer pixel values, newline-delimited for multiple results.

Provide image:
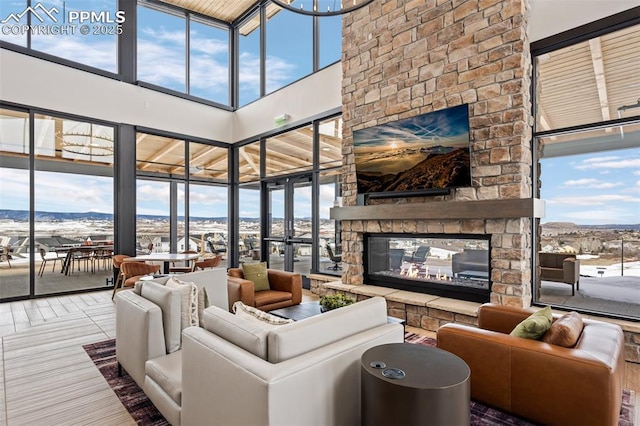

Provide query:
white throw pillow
left=166, top=276, right=199, bottom=330
left=232, top=301, right=294, bottom=330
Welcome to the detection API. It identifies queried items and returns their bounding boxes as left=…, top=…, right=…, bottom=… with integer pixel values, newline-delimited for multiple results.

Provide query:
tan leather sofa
left=437, top=303, right=625, bottom=426
left=227, top=267, right=302, bottom=311
left=539, top=252, right=580, bottom=295
left=116, top=291, right=403, bottom=426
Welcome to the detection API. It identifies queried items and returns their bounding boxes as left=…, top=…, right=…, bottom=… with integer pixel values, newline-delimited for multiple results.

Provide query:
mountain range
left=357, top=148, right=471, bottom=193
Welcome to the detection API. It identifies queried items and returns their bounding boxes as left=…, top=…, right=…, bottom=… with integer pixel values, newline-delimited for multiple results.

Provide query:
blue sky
left=540, top=148, right=640, bottom=225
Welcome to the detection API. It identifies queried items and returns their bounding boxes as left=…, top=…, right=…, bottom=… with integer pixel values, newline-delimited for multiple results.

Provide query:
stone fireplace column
left=339, top=0, right=534, bottom=308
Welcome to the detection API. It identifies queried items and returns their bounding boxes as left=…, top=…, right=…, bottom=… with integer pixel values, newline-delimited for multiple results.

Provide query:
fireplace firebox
left=364, top=233, right=491, bottom=303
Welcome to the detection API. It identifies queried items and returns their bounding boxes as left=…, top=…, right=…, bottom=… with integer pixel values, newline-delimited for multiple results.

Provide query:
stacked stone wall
left=340, top=0, right=533, bottom=307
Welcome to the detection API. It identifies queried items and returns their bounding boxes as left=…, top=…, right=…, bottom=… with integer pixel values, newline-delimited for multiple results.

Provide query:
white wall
left=232, top=63, right=342, bottom=142
left=0, top=49, right=233, bottom=142
left=529, top=0, right=638, bottom=42
left=1, top=1, right=637, bottom=143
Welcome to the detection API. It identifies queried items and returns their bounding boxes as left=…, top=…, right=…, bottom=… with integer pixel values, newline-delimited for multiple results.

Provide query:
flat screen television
left=353, top=104, right=471, bottom=197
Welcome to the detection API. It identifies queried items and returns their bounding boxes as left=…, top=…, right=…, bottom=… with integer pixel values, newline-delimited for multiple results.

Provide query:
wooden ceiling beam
left=138, top=139, right=183, bottom=170
left=588, top=37, right=611, bottom=122
left=239, top=146, right=260, bottom=175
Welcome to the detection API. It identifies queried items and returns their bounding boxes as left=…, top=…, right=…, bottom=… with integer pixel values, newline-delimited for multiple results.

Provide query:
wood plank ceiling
left=156, top=0, right=258, bottom=23
left=537, top=24, right=640, bottom=132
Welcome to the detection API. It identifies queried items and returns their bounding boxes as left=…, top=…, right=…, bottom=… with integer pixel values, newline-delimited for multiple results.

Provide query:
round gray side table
left=361, top=343, right=470, bottom=426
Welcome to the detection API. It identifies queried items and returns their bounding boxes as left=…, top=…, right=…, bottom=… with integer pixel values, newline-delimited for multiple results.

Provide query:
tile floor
left=0, top=290, right=638, bottom=425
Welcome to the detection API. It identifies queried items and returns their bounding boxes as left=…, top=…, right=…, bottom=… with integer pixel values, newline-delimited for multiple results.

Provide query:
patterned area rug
left=84, top=336, right=635, bottom=426
left=83, top=339, right=169, bottom=426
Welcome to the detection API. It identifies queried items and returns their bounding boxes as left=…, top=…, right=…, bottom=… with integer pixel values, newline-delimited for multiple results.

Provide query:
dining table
left=54, top=245, right=114, bottom=276
left=122, top=253, right=201, bottom=274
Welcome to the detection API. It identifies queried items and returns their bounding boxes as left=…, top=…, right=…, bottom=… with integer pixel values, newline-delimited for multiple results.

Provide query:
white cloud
left=30, top=34, right=117, bottom=71
left=562, top=208, right=636, bottom=224
left=30, top=171, right=113, bottom=213
left=575, top=157, right=640, bottom=170
left=561, top=178, right=623, bottom=189
left=563, top=178, right=598, bottom=186
left=137, top=39, right=186, bottom=88
left=137, top=183, right=169, bottom=204
left=265, top=55, right=297, bottom=92
left=546, top=194, right=640, bottom=206
left=140, top=27, right=185, bottom=45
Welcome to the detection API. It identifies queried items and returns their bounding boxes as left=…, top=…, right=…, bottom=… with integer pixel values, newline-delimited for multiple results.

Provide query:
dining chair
left=119, top=261, right=160, bottom=290
left=92, top=248, right=113, bottom=272
left=111, top=254, right=131, bottom=299
left=194, top=255, right=222, bottom=270
left=169, top=250, right=198, bottom=274
left=38, top=248, right=65, bottom=276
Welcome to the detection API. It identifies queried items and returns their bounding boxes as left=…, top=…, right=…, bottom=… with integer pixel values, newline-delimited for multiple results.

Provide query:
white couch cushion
left=166, top=276, right=199, bottom=330
left=141, top=281, right=182, bottom=354
left=202, top=306, right=269, bottom=359
left=268, top=296, right=388, bottom=363
left=145, top=350, right=182, bottom=406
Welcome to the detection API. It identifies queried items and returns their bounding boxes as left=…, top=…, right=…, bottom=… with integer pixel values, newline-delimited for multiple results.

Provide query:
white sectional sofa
left=116, top=280, right=404, bottom=426
left=115, top=269, right=228, bottom=410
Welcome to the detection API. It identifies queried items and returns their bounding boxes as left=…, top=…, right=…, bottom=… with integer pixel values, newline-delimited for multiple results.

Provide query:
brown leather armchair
left=437, top=303, right=625, bottom=426
left=227, top=268, right=302, bottom=311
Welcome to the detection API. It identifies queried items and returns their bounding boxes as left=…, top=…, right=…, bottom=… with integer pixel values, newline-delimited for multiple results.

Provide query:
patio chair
left=404, top=245, right=430, bottom=264
left=0, top=246, right=11, bottom=268
left=326, top=244, right=342, bottom=270
left=38, top=248, right=65, bottom=276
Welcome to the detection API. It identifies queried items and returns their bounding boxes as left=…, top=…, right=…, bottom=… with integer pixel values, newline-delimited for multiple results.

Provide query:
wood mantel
left=330, top=198, right=546, bottom=221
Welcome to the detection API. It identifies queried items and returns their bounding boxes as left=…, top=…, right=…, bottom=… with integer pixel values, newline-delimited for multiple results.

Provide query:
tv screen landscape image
left=354, top=104, right=471, bottom=195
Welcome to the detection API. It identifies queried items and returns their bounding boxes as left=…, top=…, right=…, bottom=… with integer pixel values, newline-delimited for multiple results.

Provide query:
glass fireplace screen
left=366, top=234, right=491, bottom=292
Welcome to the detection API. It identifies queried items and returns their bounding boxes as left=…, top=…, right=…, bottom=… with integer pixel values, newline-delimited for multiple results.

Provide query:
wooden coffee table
left=270, top=301, right=405, bottom=327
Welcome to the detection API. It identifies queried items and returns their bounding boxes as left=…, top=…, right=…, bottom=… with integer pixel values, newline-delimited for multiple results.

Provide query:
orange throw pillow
left=542, top=312, right=584, bottom=347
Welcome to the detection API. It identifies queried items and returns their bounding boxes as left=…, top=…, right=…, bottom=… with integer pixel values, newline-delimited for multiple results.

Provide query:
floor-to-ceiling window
left=0, top=108, right=30, bottom=299
left=233, top=113, right=343, bottom=277
left=137, top=1, right=231, bottom=106
left=0, top=0, right=119, bottom=73
left=533, top=22, right=640, bottom=319
left=318, top=116, right=343, bottom=275
left=188, top=142, right=229, bottom=268
left=236, top=1, right=341, bottom=108
left=0, top=108, right=115, bottom=300
left=265, top=4, right=312, bottom=94
left=136, top=132, right=229, bottom=263
left=237, top=141, right=262, bottom=265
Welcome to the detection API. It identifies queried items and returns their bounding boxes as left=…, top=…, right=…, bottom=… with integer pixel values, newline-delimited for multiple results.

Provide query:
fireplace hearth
left=364, top=233, right=491, bottom=303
